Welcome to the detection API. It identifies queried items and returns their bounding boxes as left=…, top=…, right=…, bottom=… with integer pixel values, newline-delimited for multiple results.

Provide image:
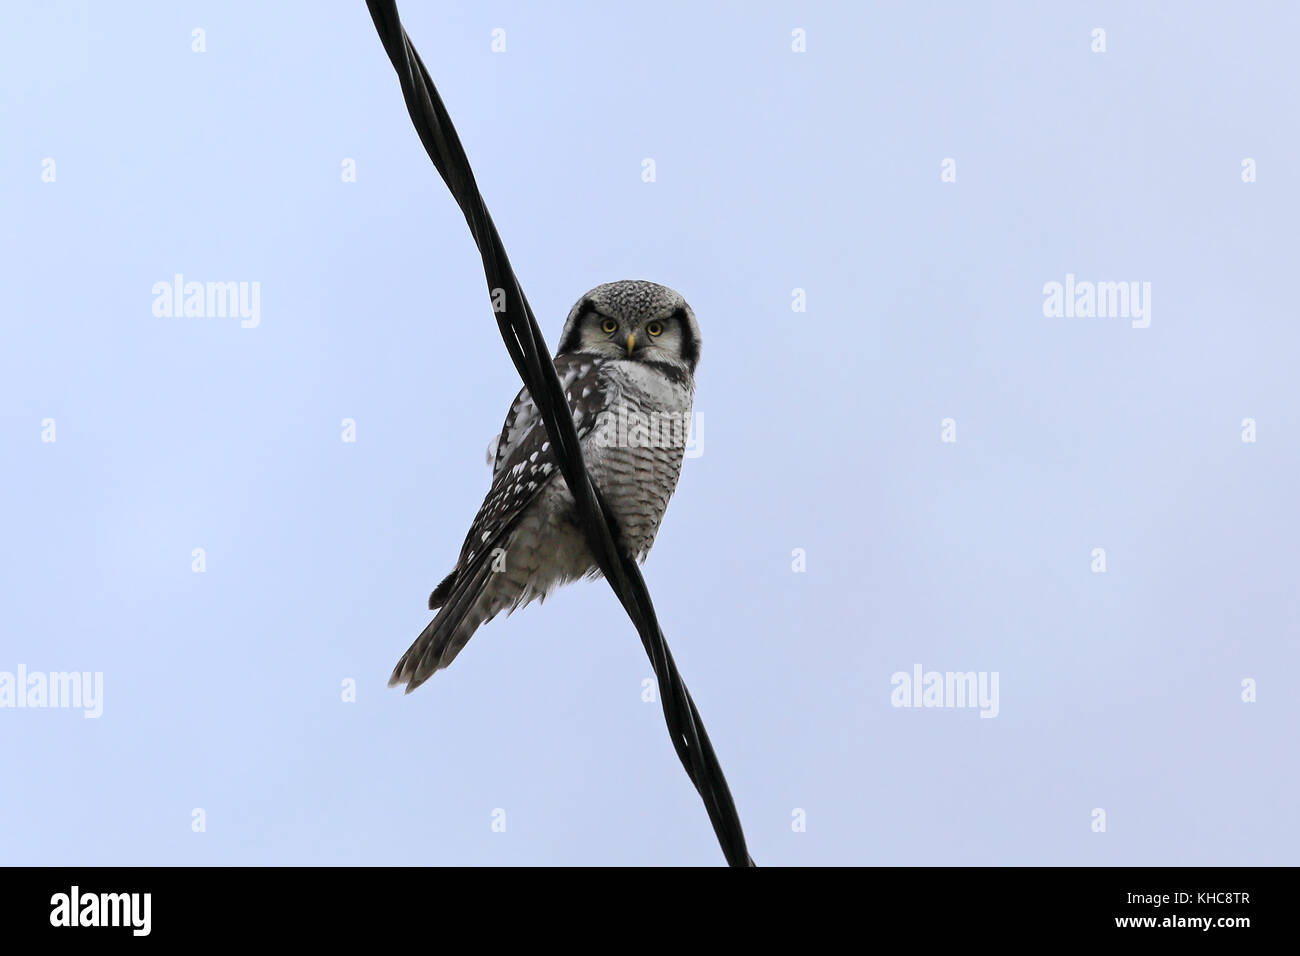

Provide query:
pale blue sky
left=1, top=1, right=1296, bottom=865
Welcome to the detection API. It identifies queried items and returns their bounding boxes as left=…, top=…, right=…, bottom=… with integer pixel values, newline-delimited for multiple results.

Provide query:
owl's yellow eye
left=601, top=318, right=618, bottom=334
left=646, top=321, right=663, bottom=337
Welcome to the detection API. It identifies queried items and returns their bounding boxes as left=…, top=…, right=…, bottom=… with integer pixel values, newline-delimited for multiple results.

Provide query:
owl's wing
left=433, top=354, right=611, bottom=606
left=490, top=354, right=602, bottom=477
left=396, top=356, right=613, bottom=689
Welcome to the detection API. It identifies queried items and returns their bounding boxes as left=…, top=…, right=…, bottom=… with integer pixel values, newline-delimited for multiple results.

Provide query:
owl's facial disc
left=557, top=280, right=701, bottom=373
left=576, top=311, right=685, bottom=364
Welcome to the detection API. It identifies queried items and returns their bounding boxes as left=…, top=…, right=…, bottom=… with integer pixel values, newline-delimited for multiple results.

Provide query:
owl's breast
left=582, top=361, right=696, bottom=559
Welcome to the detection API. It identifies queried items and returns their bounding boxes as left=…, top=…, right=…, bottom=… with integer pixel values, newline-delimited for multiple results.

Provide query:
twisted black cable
left=364, top=0, right=755, bottom=867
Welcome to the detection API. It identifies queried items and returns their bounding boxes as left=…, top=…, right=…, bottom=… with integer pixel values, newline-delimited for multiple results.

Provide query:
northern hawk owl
left=390, top=280, right=701, bottom=692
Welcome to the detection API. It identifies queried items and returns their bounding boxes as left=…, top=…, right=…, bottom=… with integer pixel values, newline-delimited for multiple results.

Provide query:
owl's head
left=557, top=280, right=701, bottom=374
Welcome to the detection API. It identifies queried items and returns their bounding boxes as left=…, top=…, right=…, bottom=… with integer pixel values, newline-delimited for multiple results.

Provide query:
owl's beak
left=625, top=332, right=636, bottom=356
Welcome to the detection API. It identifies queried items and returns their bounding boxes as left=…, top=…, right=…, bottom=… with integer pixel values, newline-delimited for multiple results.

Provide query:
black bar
left=1, top=867, right=1278, bottom=939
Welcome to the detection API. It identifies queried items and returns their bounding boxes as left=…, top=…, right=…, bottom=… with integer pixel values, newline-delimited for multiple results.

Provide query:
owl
left=390, top=279, right=702, bottom=692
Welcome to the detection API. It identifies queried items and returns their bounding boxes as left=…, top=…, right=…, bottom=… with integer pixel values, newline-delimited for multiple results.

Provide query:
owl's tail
left=389, top=561, right=495, bottom=693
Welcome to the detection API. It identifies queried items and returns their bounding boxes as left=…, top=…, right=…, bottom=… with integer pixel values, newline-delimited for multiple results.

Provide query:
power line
left=364, top=0, right=755, bottom=867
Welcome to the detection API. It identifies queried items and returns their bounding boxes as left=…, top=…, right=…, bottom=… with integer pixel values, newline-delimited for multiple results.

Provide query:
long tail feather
left=390, top=560, right=495, bottom=692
